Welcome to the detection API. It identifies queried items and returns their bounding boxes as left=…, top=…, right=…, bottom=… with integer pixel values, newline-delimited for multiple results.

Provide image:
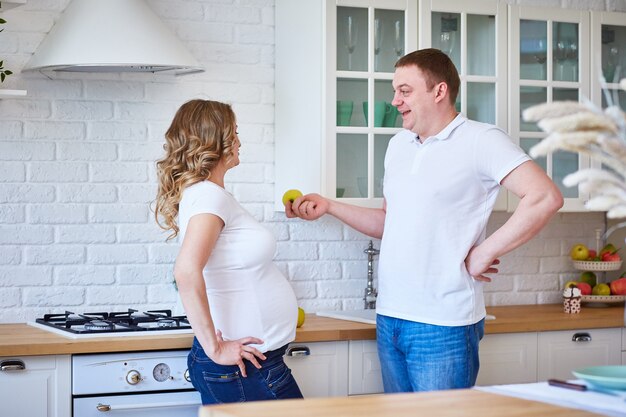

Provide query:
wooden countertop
left=198, top=389, right=601, bottom=417
left=0, top=304, right=623, bottom=357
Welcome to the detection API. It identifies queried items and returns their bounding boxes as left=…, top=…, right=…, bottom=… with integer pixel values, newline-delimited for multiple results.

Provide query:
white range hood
left=23, top=0, right=203, bottom=75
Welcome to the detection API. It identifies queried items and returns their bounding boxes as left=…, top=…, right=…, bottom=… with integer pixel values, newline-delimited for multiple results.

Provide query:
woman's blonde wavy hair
left=154, top=99, right=237, bottom=240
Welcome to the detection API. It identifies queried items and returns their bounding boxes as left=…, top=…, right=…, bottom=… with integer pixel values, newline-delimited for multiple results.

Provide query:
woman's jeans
left=188, top=338, right=303, bottom=404
left=376, top=314, right=484, bottom=393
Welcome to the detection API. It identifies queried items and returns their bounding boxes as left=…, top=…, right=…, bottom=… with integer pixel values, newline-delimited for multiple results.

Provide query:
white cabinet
left=284, top=341, right=349, bottom=397
left=0, top=0, right=27, bottom=98
left=509, top=5, right=591, bottom=211
left=537, top=328, right=622, bottom=381
left=0, top=355, right=71, bottom=417
left=590, top=11, right=626, bottom=110
left=476, top=332, right=538, bottom=386
left=348, top=340, right=383, bottom=395
left=275, top=0, right=417, bottom=210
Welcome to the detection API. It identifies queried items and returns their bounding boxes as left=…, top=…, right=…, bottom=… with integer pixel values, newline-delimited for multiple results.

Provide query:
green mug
left=383, top=103, right=399, bottom=127
left=363, top=101, right=387, bottom=127
left=336, top=100, right=353, bottom=126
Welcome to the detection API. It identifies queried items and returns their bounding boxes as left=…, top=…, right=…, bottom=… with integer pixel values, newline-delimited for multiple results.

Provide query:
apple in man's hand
left=282, top=189, right=303, bottom=206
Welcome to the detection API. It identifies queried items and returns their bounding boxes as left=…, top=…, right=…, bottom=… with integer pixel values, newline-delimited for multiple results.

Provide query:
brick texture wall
left=0, top=0, right=622, bottom=322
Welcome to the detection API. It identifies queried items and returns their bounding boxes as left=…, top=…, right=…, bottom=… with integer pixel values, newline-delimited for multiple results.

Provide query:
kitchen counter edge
left=0, top=304, right=623, bottom=356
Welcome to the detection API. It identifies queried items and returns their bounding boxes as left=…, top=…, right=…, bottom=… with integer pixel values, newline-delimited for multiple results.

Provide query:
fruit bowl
left=581, top=295, right=626, bottom=304
left=572, top=260, right=622, bottom=271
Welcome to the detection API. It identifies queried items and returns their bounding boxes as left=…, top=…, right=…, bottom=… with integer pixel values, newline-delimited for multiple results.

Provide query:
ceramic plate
left=572, top=366, right=626, bottom=390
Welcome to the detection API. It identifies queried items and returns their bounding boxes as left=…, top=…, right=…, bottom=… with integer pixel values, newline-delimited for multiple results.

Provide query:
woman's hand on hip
left=210, top=330, right=266, bottom=377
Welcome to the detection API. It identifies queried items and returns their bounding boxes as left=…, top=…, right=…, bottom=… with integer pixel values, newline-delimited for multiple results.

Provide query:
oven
left=72, top=350, right=201, bottom=417
left=28, top=309, right=202, bottom=417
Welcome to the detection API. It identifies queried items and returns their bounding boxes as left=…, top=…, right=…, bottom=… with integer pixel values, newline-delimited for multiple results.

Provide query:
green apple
left=282, top=189, right=303, bottom=205
left=580, top=271, right=597, bottom=287
left=569, top=243, right=589, bottom=261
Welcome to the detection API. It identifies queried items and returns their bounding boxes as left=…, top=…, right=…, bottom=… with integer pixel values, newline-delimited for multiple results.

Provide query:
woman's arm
left=174, top=213, right=266, bottom=376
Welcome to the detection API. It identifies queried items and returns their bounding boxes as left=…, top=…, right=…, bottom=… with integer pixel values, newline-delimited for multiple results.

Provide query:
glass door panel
left=337, top=134, right=368, bottom=198
left=552, top=22, right=579, bottom=82
left=374, top=80, right=399, bottom=127
left=520, top=138, right=547, bottom=172
left=374, top=134, right=393, bottom=198
left=601, top=89, right=626, bottom=109
left=337, top=78, right=367, bottom=127
left=467, top=82, right=495, bottom=124
left=553, top=151, right=579, bottom=198
left=467, top=14, right=496, bottom=76
left=431, top=12, right=460, bottom=69
left=337, top=7, right=368, bottom=71
left=520, top=20, right=547, bottom=80
left=554, top=88, right=578, bottom=101
left=374, top=9, right=405, bottom=73
left=602, top=24, right=626, bottom=83
left=520, top=86, right=547, bottom=132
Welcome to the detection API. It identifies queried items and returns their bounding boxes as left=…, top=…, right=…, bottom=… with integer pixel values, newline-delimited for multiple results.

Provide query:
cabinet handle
left=96, top=404, right=111, bottom=412
left=0, top=359, right=25, bottom=371
left=286, top=346, right=311, bottom=357
left=572, top=332, right=592, bottom=342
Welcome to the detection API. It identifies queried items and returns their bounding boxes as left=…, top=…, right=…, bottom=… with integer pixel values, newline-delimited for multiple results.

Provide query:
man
left=285, top=49, right=563, bottom=392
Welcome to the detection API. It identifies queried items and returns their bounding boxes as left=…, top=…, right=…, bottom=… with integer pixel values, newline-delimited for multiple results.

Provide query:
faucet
left=363, top=240, right=380, bottom=310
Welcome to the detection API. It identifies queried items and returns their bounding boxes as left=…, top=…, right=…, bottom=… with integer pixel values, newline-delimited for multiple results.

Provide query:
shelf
left=0, top=1, right=26, bottom=11
left=0, top=89, right=27, bottom=98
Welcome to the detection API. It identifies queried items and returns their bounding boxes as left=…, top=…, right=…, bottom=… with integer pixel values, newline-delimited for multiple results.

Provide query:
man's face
left=391, top=65, right=437, bottom=135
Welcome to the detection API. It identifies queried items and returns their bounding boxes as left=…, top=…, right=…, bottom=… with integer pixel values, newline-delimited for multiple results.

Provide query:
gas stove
left=29, top=309, right=194, bottom=339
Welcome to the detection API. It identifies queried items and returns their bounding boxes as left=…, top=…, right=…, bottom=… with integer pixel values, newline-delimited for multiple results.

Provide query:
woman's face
left=225, top=127, right=241, bottom=170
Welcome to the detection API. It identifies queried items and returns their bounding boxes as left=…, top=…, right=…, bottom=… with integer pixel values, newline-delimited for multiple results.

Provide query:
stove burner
left=157, top=318, right=176, bottom=328
left=84, top=320, right=115, bottom=331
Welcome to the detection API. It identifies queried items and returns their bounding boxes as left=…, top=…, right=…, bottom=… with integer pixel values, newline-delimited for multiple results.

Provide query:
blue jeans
left=376, top=314, right=484, bottom=393
left=188, top=338, right=303, bottom=404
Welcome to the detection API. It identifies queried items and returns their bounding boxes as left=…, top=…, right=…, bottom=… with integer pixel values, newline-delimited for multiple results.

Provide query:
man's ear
left=434, top=82, right=448, bottom=104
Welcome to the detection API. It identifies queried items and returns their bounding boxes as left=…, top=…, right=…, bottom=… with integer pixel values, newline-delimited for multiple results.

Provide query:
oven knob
left=126, top=370, right=142, bottom=385
left=184, top=369, right=191, bottom=382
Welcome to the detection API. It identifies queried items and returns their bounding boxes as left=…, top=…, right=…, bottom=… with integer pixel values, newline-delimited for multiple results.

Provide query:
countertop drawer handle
left=96, top=404, right=111, bottom=412
left=0, top=359, right=25, bottom=371
left=286, top=346, right=311, bottom=357
left=572, top=332, right=592, bottom=342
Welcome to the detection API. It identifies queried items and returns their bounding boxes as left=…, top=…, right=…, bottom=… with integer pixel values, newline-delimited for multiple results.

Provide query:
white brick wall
left=0, top=0, right=619, bottom=322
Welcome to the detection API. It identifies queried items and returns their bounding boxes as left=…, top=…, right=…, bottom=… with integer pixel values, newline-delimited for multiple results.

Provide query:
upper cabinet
left=509, top=6, right=590, bottom=211
left=0, top=0, right=26, bottom=11
left=419, top=0, right=508, bottom=210
left=0, top=0, right=27, bottom=98
left=276, top=1, right=624, bottom=213
left=275, top=0, right=417, bottom=210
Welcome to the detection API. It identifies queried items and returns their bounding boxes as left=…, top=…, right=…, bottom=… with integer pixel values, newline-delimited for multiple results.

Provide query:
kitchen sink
left=316, top=310, right=495, bottom=325
left=316, top=310, right=377, bottom=325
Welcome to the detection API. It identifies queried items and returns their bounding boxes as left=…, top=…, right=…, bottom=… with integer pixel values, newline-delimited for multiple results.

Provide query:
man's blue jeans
left=188, top=338, right=303, bottom=404
left=376, top=314, right=484, bottom=392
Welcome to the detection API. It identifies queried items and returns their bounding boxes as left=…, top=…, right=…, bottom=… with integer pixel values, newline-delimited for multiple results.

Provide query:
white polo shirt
left=377, top=114, right=530, bottom=326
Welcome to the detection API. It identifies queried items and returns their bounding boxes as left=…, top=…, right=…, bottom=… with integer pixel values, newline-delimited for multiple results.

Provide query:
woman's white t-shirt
left=178, top=181, right=298, bottom=353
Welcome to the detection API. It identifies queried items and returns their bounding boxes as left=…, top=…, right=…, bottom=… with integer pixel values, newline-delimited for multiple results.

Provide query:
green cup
left=363, top=101, right=387, bottom=127
left=383, top=103, right=399, bottom=127
left=336, top=100, right=353, bottom=126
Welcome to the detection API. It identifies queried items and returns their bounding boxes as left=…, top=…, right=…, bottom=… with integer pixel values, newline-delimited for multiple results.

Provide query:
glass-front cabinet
left=509, top=6, right=590, bottom=211
left=275, top=0, right=417, bottom=209
left=591, top=12, right=626, bottom=112
left=419, top=0, right=508, bottom=210
left=331, top=2, right=417, bottom=204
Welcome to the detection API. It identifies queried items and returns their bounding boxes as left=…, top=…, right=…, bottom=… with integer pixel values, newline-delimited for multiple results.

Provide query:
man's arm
left=466, top=160, right=564, bottom=281
left=286, top=193, right=386, bottom=239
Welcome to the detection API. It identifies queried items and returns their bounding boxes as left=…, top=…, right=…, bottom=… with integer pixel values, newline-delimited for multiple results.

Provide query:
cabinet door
left=509, top=6, right=591, bottom=212
left=420, top=0, right=508, bottom=210
left=476, top=332, right=538, bottom=386
left=537, top=328, right=622, bottom=381
left=284, top=341, right=349, bottom=397
left=348, top=340, right=383, bottom=395
left=330, top=0, right=418, bottom=206
left=590, top=12, right=626, bottom=115
left=0, top=355, right=71, bottom=417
